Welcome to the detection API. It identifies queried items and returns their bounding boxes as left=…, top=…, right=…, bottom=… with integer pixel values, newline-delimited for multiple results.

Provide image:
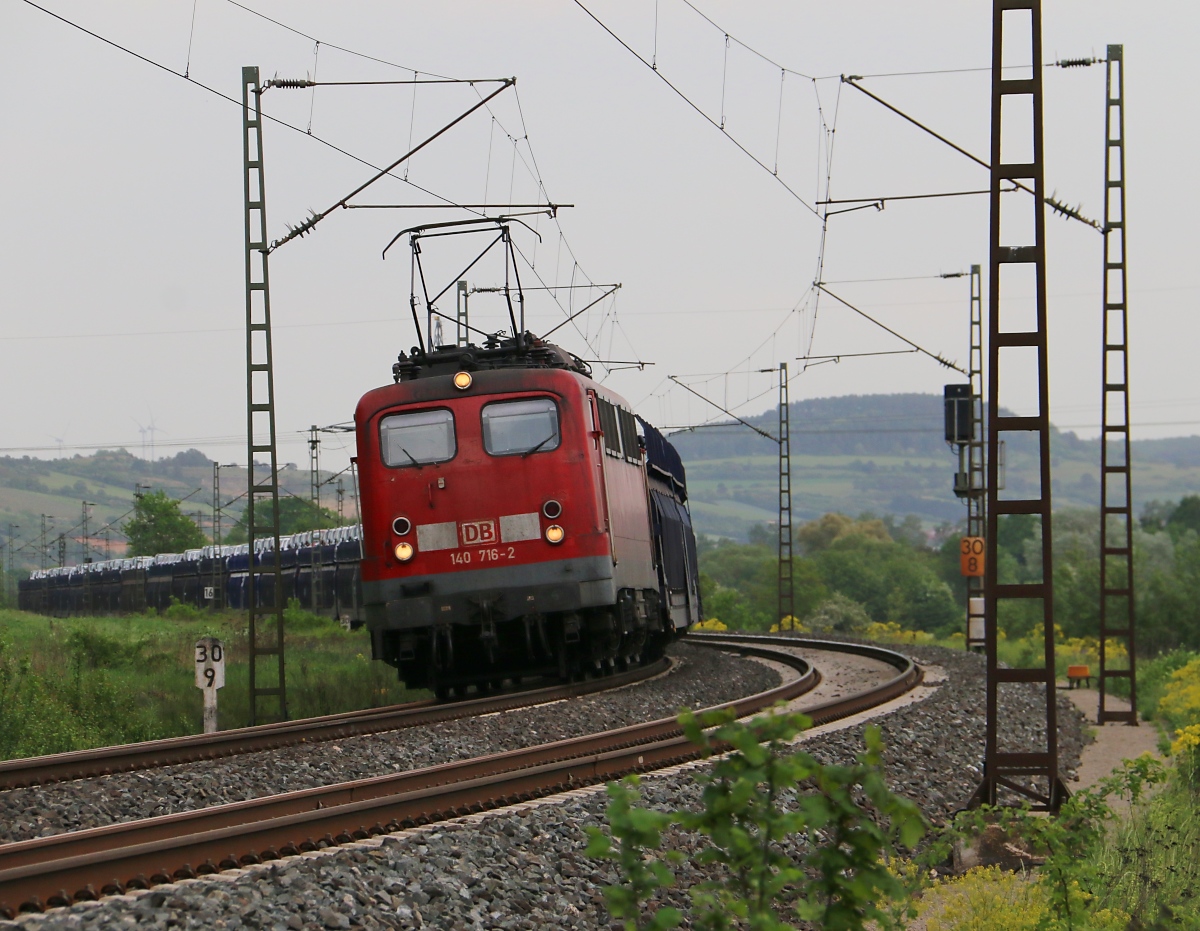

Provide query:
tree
left=797, top=512, right=891, bottom=556
left=223, top=496, right=338, bottom=544
left=807, top=592, right=872, bottom=634
left=123, top=490, right=207, bottom=556
left=1168, top=495, right=1200, bottom=539
left=813, top=534, right=959, bottom=633
left=1139, top=499, right=1175, bottom=533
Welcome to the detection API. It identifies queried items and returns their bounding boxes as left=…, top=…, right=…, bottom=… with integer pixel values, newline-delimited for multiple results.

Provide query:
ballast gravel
left=0, top=642, right=779, bottom=845
left=4, top=641, right=1090, bottom=931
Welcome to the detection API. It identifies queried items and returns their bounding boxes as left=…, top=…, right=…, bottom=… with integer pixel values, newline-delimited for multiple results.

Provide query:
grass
left=1088, top=776, right=1200, bottom=927
left=0, top=603, right=426, bottom=761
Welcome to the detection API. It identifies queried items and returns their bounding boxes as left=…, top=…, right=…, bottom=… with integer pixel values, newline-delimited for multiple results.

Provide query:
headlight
left=542, top=499, right=562, bottom=519
left=453, top=371, right=473, bottom=390
left=392, top=516, right=412, bottom=536
left=394, top=542, right=415, bottom=561
left=545, top=524, right=565, bottom=545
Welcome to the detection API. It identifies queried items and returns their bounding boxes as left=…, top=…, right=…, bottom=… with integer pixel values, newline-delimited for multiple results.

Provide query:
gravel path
left=3, top=641, right=1088, bottom=931
left=0, top=642, right=778, bottom=846
left=1064, top=688, right=1160, bottom=791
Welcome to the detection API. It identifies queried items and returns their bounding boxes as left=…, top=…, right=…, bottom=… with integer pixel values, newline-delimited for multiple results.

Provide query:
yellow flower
left=1170, top=723, right=1200, bottom=756
left=1160, top=658, right=1200, bottom=731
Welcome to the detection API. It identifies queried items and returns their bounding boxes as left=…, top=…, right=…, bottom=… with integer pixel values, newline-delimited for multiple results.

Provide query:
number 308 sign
left=194, top=637, right=226, bottom=690
left=959, top=537, right=985, bottom=577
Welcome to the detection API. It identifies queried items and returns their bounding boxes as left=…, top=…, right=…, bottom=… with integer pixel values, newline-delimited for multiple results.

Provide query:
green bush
left=1131, top=648, right=1199, bottom=721
left=806, top=592, right=872, bottom=634
left=954, top=755, right=1167, bottom=931
left=283, top=599, right=342, bottom=635
left=163, top=597, right=208, bottom=621
left=0, top=635, right=181, bottom=758
left=586, top=709, right=925, bottom=930
left=65, top=627, right=136, bottom=669
left=1089, top=768, right=1200, bottom=927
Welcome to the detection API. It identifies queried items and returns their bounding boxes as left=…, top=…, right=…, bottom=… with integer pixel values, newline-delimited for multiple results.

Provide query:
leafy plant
left=163, top=596, right=208, bottom=621
left=953, top=754, right=1166, bottom=931
left=1090, top=769, right=1200, bottom=927
left=1158, top=656, right=1200, bottom=735
left=920, top=866, right=1048, bottom=931
left=586, top=708, right=926, bottom=930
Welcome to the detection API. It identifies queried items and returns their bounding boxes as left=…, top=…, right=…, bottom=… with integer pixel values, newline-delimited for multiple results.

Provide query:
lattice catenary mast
left=242, top=66, right=288, bottom=725
left=973, top=0, right=1068, bottom=812
left=1098, top=45, right=1137, bottom=725
left=777, top=362, right=793, bottom=628
left=966, top=265, right=987, bottom=650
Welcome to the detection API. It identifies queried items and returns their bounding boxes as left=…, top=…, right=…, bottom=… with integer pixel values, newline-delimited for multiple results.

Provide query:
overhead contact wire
left=18, top=0, right=482, bottom=218
left=816, top=285, right=966, bottom=374
left=570, top=0, right=819, bottom=216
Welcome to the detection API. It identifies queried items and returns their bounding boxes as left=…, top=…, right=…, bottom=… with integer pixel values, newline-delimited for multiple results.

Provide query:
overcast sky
left=2, top=1, right=1196, bottom=478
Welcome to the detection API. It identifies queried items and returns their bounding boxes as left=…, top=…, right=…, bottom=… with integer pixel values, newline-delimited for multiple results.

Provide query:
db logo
left=459, top=520, right=497, bottom=547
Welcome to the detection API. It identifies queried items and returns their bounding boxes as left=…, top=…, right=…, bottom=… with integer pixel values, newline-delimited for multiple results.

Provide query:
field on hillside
left=675, top=395, right=1200, bottom=539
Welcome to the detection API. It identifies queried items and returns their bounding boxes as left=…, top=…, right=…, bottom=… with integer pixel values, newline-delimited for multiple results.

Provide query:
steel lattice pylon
left=242, top=66, right=287, bottom=725
left=777, top=362, right=793, bottom=628
left=1098, top=45, right=1137, bottom=725
left=966, top=264, right=987, bottom=651
left=972, top=0, right=1068, bottom=812
left=210, top=462, right=224, bottom=610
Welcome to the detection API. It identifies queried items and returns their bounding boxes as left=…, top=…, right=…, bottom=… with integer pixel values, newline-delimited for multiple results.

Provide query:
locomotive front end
left=355, top=347, right=661, bottom=695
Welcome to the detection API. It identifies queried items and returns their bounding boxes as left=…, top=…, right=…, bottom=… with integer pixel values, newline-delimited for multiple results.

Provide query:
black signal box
left=944, top=384, right=973, bottom=444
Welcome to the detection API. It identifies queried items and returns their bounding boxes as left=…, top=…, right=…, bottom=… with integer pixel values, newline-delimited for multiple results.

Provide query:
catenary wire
left=816, top=285, right=966, bottom=375
left=20, top=0, right=617, bottom=354
left=570, top=0, right=819, bottom=216
left=17, top=0, right=483, bottom=218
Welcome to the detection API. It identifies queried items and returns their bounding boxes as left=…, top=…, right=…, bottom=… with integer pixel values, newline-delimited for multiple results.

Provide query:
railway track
left=0, top=658, right=671, bottom=791
left=0, top=635, right=921, bottom=917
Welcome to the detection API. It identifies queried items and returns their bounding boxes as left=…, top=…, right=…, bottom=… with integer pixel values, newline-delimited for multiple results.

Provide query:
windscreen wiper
left=521, top=433, right=557, bottom=458
left=399, top=447, right=423, bottom=469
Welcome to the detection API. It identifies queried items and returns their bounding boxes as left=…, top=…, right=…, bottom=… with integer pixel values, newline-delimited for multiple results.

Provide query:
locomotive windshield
left=380, top=409, right=456, bottom=467
left=481, top=398, right=560, bottom=456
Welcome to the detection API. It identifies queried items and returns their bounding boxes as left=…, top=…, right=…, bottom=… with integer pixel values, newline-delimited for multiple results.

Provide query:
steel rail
left=0, top=658, right=670, bottom=791
left=0, top=636, right=920, bottom=916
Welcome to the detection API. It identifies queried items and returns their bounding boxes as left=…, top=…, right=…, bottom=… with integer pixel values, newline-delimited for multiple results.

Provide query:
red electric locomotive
left=355, top=334, right=700, bottom=697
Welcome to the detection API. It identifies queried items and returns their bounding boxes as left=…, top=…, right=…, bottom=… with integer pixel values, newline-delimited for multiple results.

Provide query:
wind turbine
left=146, top=413, right=166, bottom=462
left=46, top=422, right=70, bottom=457
left=137, top=411, right=165, bottom=461
left=132, top=419, right=148, bottom=459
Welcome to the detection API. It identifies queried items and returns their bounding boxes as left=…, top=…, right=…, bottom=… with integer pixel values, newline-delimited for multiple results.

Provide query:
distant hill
left=0, top=449, right=346, bottom=573
left=668, top=393, right=1200, bottom=539
left=0, top=394, right=1196, bottom=567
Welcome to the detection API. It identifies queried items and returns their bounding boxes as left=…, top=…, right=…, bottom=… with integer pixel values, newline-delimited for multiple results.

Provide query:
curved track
left=0, top=658, right=671, bottom=791
left=0, top=635, right=921, bottom=917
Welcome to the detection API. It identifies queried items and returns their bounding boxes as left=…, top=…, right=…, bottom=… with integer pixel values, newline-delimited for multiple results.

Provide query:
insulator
left=265, top=78, right=316, bottom=89
left=1056, top=57, right=1095, bottom=68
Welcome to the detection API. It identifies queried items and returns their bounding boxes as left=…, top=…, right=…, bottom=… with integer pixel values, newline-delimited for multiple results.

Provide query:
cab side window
left=596, top=397, right=622, bottom=457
